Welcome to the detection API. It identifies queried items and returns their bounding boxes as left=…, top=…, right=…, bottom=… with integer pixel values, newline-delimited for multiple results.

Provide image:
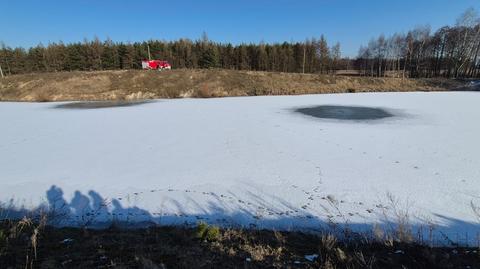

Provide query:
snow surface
left=1, top=92, right=480, bottom=245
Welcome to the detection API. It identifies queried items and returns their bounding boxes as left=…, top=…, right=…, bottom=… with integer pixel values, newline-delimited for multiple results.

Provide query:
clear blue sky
left=1, top=0, right=479, bottom=57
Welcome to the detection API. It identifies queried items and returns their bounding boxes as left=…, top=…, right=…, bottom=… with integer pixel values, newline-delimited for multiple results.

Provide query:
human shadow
left=1, top=185, right=480, bottom=247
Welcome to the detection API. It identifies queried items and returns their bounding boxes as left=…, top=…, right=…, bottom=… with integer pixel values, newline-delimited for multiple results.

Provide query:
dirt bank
left=0, top=69, right=466, bottom=102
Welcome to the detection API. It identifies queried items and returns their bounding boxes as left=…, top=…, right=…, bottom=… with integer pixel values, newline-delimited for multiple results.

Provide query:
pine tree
left=101, top=39, right=119, bottom=69
left=199, top=46, right=219, bottom=68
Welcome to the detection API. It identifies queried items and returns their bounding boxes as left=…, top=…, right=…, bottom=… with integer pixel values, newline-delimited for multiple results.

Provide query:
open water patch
left=295, top=105, right=395, bottom=121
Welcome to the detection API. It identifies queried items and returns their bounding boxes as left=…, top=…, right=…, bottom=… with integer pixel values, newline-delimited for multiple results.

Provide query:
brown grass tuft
left=32, top=90, right=51, bottom=102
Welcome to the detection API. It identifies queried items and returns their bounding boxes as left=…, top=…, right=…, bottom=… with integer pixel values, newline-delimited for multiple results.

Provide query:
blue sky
left=1, top=0, right=479, bottom=57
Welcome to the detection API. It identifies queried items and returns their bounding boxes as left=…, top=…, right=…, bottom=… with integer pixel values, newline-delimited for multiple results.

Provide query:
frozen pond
left=1, top=92, right=480, bottom=245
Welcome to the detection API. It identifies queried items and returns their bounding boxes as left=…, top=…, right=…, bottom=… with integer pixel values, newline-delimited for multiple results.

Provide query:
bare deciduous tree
left=356, top=8, right=480, bottom=79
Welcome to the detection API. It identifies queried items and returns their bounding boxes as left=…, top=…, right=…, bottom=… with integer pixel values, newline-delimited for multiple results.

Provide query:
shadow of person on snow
left=2, top=184, right=480, bottom=247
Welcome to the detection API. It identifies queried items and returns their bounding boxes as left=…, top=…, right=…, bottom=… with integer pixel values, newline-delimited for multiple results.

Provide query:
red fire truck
left=141, top=60, right=172, bottom=70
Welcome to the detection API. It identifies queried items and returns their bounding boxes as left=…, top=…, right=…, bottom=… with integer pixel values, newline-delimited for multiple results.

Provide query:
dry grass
left=32, top=90, right=51, bottom=102
left=0, top=216, right=46, bottom=269
left=0, top=219, right=479, bottom=268
left=0, top=69, right=466, bottom=102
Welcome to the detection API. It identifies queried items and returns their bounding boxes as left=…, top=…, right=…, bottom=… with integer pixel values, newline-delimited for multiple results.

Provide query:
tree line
left=2, top=8, right=480, bottom=79
left=0, top=33, right=345, bottom=76
left=356, top=8, right=480, bottom=78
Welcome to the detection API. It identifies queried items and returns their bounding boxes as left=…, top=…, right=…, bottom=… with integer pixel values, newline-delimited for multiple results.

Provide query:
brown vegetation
left=1, top=219, right=479, bottom=268
left=0, top=69, right=465, bottom=102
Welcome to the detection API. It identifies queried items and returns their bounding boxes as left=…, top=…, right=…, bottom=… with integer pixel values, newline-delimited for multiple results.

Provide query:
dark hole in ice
left=53, top=100, right=151, bottom=109
left=295, top=105, right=394, bottom=120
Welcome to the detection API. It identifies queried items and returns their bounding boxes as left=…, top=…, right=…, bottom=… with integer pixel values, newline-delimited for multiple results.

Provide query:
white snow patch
left=1, top=92, right=480, bottom=245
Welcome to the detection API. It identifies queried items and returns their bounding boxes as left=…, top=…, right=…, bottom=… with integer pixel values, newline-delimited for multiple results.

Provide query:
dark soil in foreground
left=1, top=221, right=479, bottom=269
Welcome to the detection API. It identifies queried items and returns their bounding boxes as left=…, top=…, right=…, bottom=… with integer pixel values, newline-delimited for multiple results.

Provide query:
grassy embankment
left=0, top=69, right=465, bottom=102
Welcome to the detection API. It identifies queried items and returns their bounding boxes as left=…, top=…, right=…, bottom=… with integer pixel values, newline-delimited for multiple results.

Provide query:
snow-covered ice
left=1, top=92, right=480, bottom=245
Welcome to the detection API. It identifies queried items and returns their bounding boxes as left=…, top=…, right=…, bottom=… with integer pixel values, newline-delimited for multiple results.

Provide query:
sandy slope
left=1, top=92, right=479, bottom=245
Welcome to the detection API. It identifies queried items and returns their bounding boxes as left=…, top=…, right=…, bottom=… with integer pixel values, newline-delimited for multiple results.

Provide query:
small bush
left=33, top=91, right=51, bottom=102
left=196, top=222, right=208, bottom=239
left=196, top=84, right=213, bottom=98
left=205, top=225, right=220, bottom=241
left=196, top=221, right=220, bottom=241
